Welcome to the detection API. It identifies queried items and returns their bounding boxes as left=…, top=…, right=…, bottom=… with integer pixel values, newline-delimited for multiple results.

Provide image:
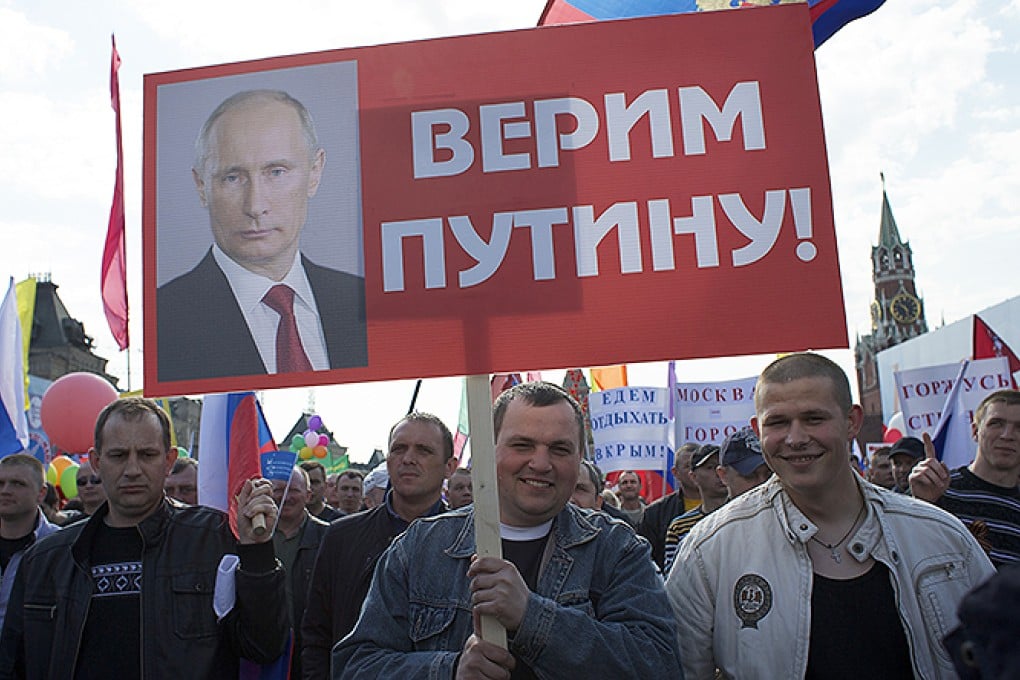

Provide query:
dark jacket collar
left=71, top=499, right=175, bottom=566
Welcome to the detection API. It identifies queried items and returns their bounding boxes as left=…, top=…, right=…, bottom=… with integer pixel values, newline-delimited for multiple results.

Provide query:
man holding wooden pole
left=333, top=382, right=681, bottom=678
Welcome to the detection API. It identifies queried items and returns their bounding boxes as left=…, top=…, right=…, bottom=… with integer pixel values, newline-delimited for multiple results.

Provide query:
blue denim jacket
left=333, top=504, right=683, bottom=679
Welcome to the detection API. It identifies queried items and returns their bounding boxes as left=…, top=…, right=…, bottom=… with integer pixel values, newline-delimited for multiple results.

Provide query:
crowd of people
left=0, top=353, right=1017, bottom=678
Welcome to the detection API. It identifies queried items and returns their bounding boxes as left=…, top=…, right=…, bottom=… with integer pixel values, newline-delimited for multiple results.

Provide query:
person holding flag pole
left=0, top=397, right=288, bottom=678
left=334, top=381, right=680, bottom=678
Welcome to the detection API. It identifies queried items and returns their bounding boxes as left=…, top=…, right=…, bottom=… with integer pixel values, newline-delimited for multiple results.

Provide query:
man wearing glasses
left=76, top=460, right=107, bottom=516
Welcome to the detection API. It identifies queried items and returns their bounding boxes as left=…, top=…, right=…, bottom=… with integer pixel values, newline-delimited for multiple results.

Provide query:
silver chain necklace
left=809, top=505, right=865, bottom=564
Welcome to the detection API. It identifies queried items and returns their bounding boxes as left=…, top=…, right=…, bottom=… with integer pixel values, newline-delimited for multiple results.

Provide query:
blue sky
left=1, top=0, right=1017, bottom=460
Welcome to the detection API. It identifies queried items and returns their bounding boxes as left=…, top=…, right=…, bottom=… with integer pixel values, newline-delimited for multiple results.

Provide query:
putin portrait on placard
left=157, top=89, right=367, bottom=382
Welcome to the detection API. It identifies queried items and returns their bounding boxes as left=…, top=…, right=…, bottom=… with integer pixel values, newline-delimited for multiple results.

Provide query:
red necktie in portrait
left=263, top=284, right=313, bottom=373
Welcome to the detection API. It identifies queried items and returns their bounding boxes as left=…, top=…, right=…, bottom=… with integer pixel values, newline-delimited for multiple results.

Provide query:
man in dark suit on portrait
left=157, top=89, right=367, bottom=382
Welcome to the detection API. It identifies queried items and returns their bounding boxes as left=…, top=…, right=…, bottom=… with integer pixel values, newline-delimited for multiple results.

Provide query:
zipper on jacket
left=137, top=524, right=145, bottom=678
left=885, top=559, right=925, bottom=678
left=71, top=586, right=92, bottom=675
left=22, top=603, right=57, bottom=618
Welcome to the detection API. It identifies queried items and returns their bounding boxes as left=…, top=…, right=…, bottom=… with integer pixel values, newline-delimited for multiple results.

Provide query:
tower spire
left=878, top=173, right=903, bottom=248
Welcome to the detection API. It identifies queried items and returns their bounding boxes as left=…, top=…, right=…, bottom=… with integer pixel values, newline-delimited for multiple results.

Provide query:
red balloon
left=40, top=373, right=119, bottom=454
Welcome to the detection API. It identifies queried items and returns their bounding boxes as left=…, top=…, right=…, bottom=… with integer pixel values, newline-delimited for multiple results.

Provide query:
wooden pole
left=464, top=374, right=507, bottom=649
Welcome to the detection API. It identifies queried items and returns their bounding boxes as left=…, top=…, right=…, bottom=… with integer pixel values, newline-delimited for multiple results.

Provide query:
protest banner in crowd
left=143, top=4, right=843, bottom=397
left=893, top=356, right=1010, bottom=468
left=590, top=386, right=670, bottom=473
left=674, top=376, right=757, bottom=446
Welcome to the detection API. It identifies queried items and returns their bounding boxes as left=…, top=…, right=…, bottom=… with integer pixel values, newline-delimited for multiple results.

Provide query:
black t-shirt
left=0, top=533, right=33, bottom=570
left=502, top=534, right=551, bottom=680
left=502, top=536, right=548, bottom=592
left=74, top=523, right=143, bottom=680
left=806, top=562, right=914, bottom=679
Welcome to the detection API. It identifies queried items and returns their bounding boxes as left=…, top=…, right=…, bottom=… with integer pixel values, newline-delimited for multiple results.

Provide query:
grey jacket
left=666, top=475, right=995, bottom=679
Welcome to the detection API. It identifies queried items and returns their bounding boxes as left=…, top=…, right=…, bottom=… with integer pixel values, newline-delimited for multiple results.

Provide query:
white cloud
left=0, top=90, right=114, bottom=203
left=817, top=0, right=1015, bottom=342
left=119, top=0, right=547, bottom=67
left=0, top=7, right=73, bottom=82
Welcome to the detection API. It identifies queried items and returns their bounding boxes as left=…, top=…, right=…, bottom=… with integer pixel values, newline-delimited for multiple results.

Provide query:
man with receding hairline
left=0, top=397, right=287, bottom=678
left=301, top=412, right=456, bottom=680
left=615, top=470, right=645, bottom=527
left=271, top=466, right=328, bottom=680
left=666, top=353, right=994, bottom=679
left=157, top=89, right=366, bottom=381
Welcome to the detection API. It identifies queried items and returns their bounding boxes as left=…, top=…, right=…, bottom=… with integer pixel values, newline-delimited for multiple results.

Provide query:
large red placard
left=143, top=4, right=845, bottom=397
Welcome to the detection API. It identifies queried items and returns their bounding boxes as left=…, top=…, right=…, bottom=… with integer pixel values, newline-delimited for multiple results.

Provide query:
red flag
left=973, top=314, right=1019, bottom=388
left=101, top=34, right=129, bottom=350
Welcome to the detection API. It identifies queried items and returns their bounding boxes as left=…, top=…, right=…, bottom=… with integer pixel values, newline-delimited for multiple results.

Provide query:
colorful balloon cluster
left=45, top=455, right=81, bottom=500
left=291, top=414, right=330, bottom=460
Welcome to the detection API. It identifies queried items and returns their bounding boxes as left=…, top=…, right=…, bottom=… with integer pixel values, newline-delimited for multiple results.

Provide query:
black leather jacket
left=0, top=500, right=287, bottom=679
left=300, top=496, right=447, bottom=680
left=287, top=514, right=330, bottom=680
left=300, top=504, right=396, bottom=680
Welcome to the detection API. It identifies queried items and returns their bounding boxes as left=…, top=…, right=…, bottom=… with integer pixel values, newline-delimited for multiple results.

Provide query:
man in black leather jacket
left=0, top=397, right=288, bottom=679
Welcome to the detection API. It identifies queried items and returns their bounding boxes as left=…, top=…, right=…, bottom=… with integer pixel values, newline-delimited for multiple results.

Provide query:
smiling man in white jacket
left=666, top=353, right=994, bottom=679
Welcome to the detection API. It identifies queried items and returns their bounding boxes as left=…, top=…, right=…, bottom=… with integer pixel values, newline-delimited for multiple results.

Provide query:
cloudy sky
left=1, top=0, right=1017, bottom=461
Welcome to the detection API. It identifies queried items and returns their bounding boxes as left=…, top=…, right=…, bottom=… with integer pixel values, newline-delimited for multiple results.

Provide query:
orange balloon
left=50, top=455, right=74, bottom=478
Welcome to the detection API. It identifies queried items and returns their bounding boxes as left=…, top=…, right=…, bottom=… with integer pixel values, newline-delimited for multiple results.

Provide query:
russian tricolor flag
left=198, top=392, right=292, bottom=679
left=0, top=277, right=28, bottom=457
left=197, top=392, right=277, bottom=538
left=538, top=0, right=886, bottom=48
left=931, top=360, right=972, bottom=470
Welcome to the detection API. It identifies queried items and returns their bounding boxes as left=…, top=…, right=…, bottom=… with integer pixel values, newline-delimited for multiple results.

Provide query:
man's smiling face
left=752, top=376, right=860, bottom=501
left=496, top=398, right=581, bottom=528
